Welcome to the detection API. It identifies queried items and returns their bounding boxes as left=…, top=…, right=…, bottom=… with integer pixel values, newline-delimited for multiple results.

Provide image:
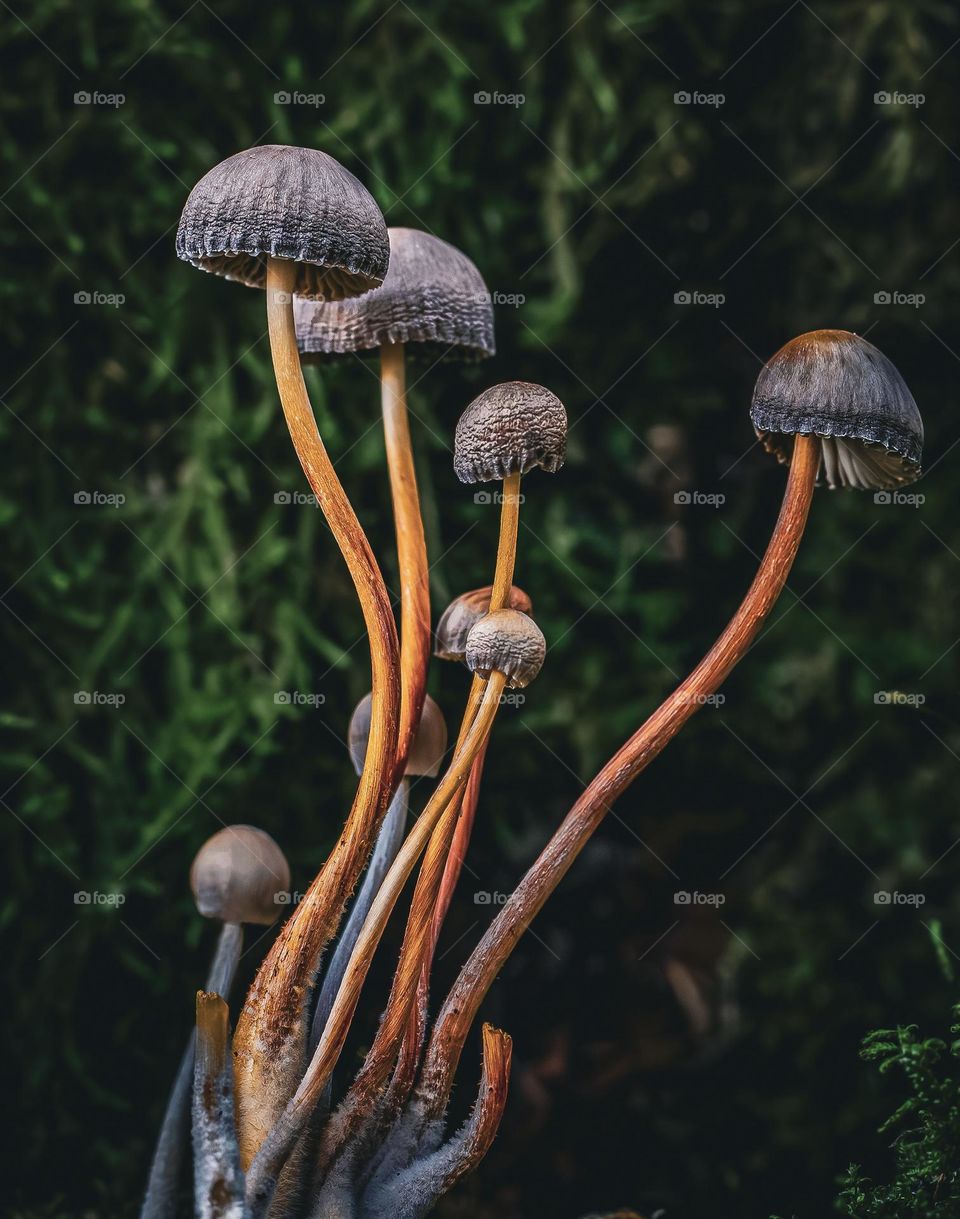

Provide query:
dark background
left=3, top=2, right=960, bottom=1216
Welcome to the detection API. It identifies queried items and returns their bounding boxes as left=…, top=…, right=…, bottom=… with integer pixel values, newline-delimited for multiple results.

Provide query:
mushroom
left=454, top=381, right=566, bottom=608
left=177, top=144, right=401, bottom=1163
left=415, top=331, right=925, bottom=1123
left=192, top=992, right=244, bottom=1219
left=141, top=826, right=289, bottom=1219
left=309, top=692, right=448, bottom=1065
left=751, top=329, right=923, bottom=490
left=245, top=664, right=516, bottom=1214
left=464, top=608, right=546, bottom=689
left=434, top=583, right=533, bottom=663
left=294, top=227, right=494, bottom=780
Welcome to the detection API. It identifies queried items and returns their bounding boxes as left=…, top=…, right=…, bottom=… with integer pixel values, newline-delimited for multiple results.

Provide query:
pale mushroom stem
left=245, top=673, right=508, bottom=1218
left=231, top=257, right=401, bottom=1167
left=141, top=922, right=243, bottom=1219
left=381, top=342, right=432, bottom=779
left=418, top=432, right=820, bottom=1114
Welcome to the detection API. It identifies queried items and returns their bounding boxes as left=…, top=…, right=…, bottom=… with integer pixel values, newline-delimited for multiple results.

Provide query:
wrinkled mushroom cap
left=176, top=145, right=389, bottom=301
left=349, top=691, right=448, bottom=778
left=465, top=609, right=546, bottom=689
left=750, top=329, right=923, bottom=489
left=454, top=381, right=567, bottom=484
left=294, top=227, right=495, bottom=363
left=435, top=584, right=533, bottom=662
left=190, top=825, right=290, bottom=926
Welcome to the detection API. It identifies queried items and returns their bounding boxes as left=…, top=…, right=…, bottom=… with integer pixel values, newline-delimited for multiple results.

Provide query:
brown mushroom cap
left=176, top=145, right=389, bottom=301
left=454, top=381, right=567, bottom=485
left=190, top=825, right=290, bottom=926
left=294, top=227, right=495, bottom=363
left=750, top=329, right=923, bottom=490
left=465, top=609, right=546, bottom=689
left=349, top=691, right=448, bottom=778
left=435, top=584, right=533, bottom=662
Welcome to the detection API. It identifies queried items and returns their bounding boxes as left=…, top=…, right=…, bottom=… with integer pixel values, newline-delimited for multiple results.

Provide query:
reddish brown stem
left=233, top=257, right=401, bottom=1166
left=381, top=342, right=431, bottom=780
left=419, top=433, right=820, bottom=1111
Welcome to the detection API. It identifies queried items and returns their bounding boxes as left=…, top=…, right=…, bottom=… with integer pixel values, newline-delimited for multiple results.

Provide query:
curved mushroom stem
left=381, top=343, right=432, bottom=780
left=418, top=433, right=820, bottom=1114
left=245, top=673, right=508, bottom=1218
left=141, top=922, right=243, bottom=1219
left=232, top=257, right=401, bottom=1167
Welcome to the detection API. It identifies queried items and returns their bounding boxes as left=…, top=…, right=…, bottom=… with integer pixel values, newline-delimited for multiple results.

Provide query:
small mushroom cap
left=454, top=381, right=567, bottom=484
left=294, top=227, right=495, bottom=363
left=176, top=145, right=389, bottom=301
left=750, top=329, right=923, bottom=490
left=190, top=825, right=290, bottom=926
left=435, top=584, right=533, bottom=662
left=349, top=692, right=448, bottom=777
left=465, top=609, right=546, bottom=689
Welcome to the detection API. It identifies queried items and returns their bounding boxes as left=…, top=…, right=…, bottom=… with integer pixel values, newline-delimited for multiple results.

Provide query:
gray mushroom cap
left=435, top=584, right=533, bottom=662
left=454, top=381, right=567, bottom=485
left=465, top=609, right=546, bottom=689
left=190, top=825, right=290, bottom=926
left=750, top=329, right=923, bottom=490
left=349, top=691, right=448, bottom=778
left=294, top=227, right=495, bottom=363
left=176, top=145, right=389, bottom=301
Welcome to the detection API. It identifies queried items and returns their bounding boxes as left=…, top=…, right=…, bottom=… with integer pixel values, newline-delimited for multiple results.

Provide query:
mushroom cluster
left=139, top=143, right=925, bottom=1219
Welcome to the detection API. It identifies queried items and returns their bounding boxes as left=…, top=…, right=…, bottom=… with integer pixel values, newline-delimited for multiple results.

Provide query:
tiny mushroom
left=751, top=329, right=923, bottom=490
left=295, top=227, right=495, bottom=779
left=349, top=691, right=448, bottom=780
left=190, top=824, right=290, bottom=927
left=435, top=583, right=533, bottom=663
left=465, top=608, right=546, bottom=689
left=454, top=381, right=566, bottom=611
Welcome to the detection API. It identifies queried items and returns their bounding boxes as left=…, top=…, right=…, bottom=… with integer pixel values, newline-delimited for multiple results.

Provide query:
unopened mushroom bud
left=465, top=609, right=546, bottom=689
left=349, top=691, right=447, bottom=778
left=751, top=329, right=923, bottom=490
left=190, top=825, right=290, bottom=927
left=435, top=584, right=533, bottom=662
left=454, top=381, right=567, bottom=485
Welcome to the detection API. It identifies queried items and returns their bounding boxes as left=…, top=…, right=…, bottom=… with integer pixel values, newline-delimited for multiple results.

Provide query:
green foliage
left=837, top=1004, right=960, bottom=1217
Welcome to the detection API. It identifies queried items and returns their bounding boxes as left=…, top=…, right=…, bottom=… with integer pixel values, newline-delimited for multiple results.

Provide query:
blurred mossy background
left=3, top=1, right=960, bottom=1215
